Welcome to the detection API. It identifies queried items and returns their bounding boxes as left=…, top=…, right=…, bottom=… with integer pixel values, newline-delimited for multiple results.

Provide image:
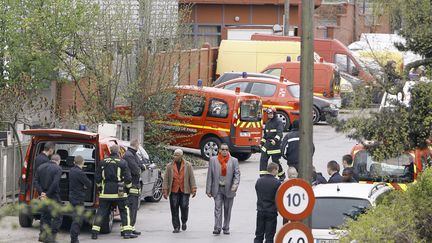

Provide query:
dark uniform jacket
left=328, top=172, right=343, bottom=183
left=69, top=165, right=92, bottom=205
left=95, top=153, right=132, bottom=199
left=123, top=148, right=144, bottom=195
left=312, top=172, right=327, bottom=185
left=255, top=174, right=281, bottom=215
left=261, top=117, right=284, bottom=155
left=34, top=153, right=50, bottom=175
left=33, top=161, right=62, bottom=202
left=281, top=125, right=315, bottom=167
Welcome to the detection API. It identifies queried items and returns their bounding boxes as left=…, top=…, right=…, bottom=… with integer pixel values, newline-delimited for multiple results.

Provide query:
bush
left=340, top=168, right=432, bottom=243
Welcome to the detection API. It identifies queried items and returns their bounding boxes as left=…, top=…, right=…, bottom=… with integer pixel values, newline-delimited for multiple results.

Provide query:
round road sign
left=275, top=222, right=314, bottom=243
left=276, top=178, right=315, bottom=221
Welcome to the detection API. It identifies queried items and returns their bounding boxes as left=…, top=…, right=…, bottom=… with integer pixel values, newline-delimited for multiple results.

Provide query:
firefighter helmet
left=265, top=107, right=277, bottom=114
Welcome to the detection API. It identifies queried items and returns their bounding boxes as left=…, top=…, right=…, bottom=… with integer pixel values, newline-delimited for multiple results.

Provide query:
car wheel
left=231, top=152, right=252, bottom=161
left=145, top=175, right=163, bottom=202
left=312, top=106, right=321, bottom=124
left=200, top=137, right=221, bottom=161
left=100, top=210, right=114, bottom=234
left=18, top=211, right=33, bottom=228
left=276, top=111, right=290, bottom=131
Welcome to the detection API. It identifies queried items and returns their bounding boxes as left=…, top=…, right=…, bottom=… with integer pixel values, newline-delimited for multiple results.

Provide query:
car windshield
left=354, top=150, right=415, bottom=183
left=311, top=197, right=371, bottom=229
left=240, top=100, right=262, bottom=122
left=287, top=84, right=300, bottom=98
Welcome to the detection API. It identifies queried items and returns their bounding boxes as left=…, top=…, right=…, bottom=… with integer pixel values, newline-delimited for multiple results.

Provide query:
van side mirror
left=351, top=67, right=359, bottom=76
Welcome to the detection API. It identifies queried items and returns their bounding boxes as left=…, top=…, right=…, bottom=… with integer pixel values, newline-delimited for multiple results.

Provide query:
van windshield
left=354, top=150, right=414, bottom=183
left=240, top=100, right=262, bottom=122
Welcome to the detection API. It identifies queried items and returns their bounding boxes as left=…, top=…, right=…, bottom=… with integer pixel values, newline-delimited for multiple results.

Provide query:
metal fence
left=0, top=144, right=28, bottom=206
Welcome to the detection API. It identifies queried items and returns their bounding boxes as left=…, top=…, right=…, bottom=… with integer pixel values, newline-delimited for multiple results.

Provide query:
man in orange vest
left=162, top=149, right=197, bottom=233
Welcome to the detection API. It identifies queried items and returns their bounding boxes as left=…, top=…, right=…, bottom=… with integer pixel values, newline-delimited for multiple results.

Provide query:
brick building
left=182, top=0, right=391, bottom=46
left=181, top=0, right=322, bottom=46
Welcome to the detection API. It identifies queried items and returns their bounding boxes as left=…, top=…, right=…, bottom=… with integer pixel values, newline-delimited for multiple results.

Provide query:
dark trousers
left=70, top=203, right=84, bottom=242
left=39, top=202, right=63, bottom=242
left=92, top=198, right=132, bottom=233
left=127, top=194, right=139, bottom=230
left=169, top=192, right=190, bottom=229
left=254, top=211, right=277, bottom=243
left=259, top=153, right=285, bottom=179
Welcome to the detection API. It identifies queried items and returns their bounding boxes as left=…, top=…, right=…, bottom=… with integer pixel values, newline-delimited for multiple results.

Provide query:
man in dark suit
left=254, top=162, right=281, bottom=243
left=33, top=154, right=63, bottom=243
left=34, top=142, right=55, bottom=173
left=327, top=160, right=343, bottom=183
left=69, top=155, right=92, bottom=243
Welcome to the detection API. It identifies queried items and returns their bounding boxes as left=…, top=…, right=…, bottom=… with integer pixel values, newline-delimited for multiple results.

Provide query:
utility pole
left=299, top=0, right=314, bottom=227
left=284, top=0, right=290, bottom=36
left=353, top=0, right=358, bottom=42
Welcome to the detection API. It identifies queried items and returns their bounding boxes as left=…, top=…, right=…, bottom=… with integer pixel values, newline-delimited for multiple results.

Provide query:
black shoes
left=91, top=233, right=98, bottom=240
left=123, top=233, right=138, bottom=239
left=223, top=230, right=230, bottom=235
left=213, top=229, right=221, bottom=235
left=172, top=228, right=180, bottom=233
left=132, top=230, right=141, bottom=235
left=181, top=224, right=187, bottom=231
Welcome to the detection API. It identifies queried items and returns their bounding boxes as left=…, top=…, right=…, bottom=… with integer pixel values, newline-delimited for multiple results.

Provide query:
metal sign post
left=275, top=179, right=315, bottom=243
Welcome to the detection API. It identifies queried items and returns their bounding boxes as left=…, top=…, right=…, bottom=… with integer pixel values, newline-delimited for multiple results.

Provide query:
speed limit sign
left=276, top=178, right=315, bottom=221
left=275, top=222, right=314, bottom=243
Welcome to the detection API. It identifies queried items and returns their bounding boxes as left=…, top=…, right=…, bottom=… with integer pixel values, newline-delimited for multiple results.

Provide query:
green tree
left=341, top=168, right=432, bottom=242
left=335, top=82, right=432, bottom=161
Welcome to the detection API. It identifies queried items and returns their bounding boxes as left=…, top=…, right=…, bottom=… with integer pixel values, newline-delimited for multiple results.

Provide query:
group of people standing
left=32, top=107, right=357, bottom=243
left=33, top=139, right=145, bottom=243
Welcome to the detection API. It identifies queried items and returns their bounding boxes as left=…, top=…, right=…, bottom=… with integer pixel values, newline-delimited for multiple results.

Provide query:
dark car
left=214, top=74, right=339, bottom=125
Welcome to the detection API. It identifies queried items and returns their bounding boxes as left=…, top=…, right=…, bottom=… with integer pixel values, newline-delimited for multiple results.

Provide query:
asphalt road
left=0, top=123, right=356, bottom=243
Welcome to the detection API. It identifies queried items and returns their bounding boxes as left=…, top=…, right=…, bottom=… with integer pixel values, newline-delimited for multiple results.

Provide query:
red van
left=155, top=85, right=263, bottom=161
left=261, top=62, right=341, bottom=100
left=18, top=129, right=162, bottom=233
left=251, top=34, right=373, bottom=82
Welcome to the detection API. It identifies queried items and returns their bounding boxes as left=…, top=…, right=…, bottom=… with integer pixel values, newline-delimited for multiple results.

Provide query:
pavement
left=0, top=124, right=357, bottom=243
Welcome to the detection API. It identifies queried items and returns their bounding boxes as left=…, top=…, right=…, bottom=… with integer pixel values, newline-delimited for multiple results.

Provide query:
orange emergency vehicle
left=351, top=144, right=432, bottom=190
left=261, top=61, right=341, bottom=99
left=156, top=85, right=263, bottom=161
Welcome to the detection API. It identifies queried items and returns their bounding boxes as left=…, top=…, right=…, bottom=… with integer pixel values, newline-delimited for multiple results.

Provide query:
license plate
left=315, top=240, right=339, bottom=243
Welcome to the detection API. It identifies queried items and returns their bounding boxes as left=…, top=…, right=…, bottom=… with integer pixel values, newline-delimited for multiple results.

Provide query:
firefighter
left=259, top=107, right=285, bottom=181
left=33, top=154, right=63, bottom=243
left=69, top=155, right=92, bottom=243
left=123, top=139, right=146, bottom=236
left=91, top=144, right=137, bottom=240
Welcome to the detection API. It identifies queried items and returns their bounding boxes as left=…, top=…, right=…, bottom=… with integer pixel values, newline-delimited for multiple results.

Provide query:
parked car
left=214, top=77, right=339, bottom=129
left=312, top=183, right=393, bottom=241
left=119, top=141, right=163, bottom=203
left=18, top=129, right=162, bottom=233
